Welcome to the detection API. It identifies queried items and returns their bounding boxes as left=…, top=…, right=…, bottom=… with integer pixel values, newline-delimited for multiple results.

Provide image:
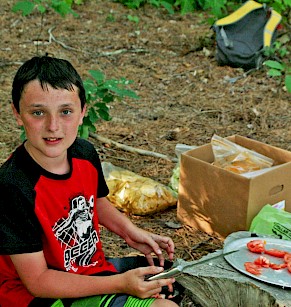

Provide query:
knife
left=146, top=249, right=239, bottom=281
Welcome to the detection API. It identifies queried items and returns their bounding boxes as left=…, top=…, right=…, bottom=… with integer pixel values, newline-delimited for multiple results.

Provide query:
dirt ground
left=0, top=0, right=290, bottom=305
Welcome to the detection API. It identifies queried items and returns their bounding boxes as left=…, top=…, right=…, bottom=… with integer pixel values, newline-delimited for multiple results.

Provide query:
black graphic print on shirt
left=53, top=194, right=100, bottom=272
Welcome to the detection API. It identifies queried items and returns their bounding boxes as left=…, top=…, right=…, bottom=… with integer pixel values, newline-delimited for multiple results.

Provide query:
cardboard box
left=177, top=135, right=291, bottom=238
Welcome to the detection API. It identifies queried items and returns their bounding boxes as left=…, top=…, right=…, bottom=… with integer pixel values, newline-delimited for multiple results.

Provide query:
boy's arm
left=97, top=197, right=175, bottom=266
left=10, top=251, right=123, bottom=298
left=97, top=197, right=138, bottom=239
left=10, top=251, right=171, bottom=299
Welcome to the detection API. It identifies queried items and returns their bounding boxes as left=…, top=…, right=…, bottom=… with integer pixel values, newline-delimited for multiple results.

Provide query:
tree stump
left=176, top=251, right=291, bottom=307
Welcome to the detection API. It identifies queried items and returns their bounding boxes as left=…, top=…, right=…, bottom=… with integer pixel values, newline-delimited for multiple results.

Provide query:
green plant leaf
left=106, top=85, right=126, bottom=97
left=83, top=80, right=95, bottom=94
left=95, top=88, right=109, bottom=99
left=102, top=94, right=115, bottom=103
left=268, top=68, right=282, bottom=77
left=96, top=102, right=110, bottom=111
left=106, top=13, right=115, bottom=22
left=51, top=0, right=78, bottom=17
left=204, top=0, right=226, bottom=18
left=180, top=0, right=194, bottom=14
left=103, top=79, right=119, bottom=89
left=127, top=14, right=139, bottom=23
left=79, top=116, right=96, bottom=138
left=12, top=1, right=35, bottom=16
left=88, top=107, right=99, bottom=123
left=123, top=0, right=144, bottom=9
left=160, top=1, right=175, bottom=14
left=264, top=60, right=284, bottom=71
left=285, top=75, right=291, bottom=93
left=78, top=124, right=90, bottom=139
left=149, top=0, right=159, bottom=7
left=118, top=88, right=139, bottom=99
left=81, top=69, right=139, bottom=138
left=89, top=70, right=104, bottom=83
left=20, top=127, right=26, bottom=141
left=37, top=4, right=46, bottom=13
left=98, top=109, right=111, bottom=121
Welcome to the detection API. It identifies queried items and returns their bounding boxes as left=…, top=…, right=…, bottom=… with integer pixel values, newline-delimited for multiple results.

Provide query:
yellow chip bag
left=102, top=162, right=177, bottom=215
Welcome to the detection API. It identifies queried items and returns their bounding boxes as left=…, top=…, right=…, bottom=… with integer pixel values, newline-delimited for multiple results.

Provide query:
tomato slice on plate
left=254, top=256, right=270, bottom=268
left=265, top=248, right=286, bottom=258
left=284, top=253, right=291, bottom=263
left=244, top=262, right=262, bottom=275
left=287, top=262, right=291, bottom=273
left=247, top=240, right=266, bottom=253
left=269, top=262, right=287, bottom=270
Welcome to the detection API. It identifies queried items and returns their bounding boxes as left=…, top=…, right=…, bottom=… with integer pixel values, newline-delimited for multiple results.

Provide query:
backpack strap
left=264, top=9, right=282, bottom=47
left=220, top=27, right=233, bottom=48
left=215, top=0, right=263, bottom=26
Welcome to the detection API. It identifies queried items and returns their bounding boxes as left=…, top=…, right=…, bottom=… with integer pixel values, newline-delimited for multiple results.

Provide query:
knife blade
left=146, top=249, right=239, bottom=281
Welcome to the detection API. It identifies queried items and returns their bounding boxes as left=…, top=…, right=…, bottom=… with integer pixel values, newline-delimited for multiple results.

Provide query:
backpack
left=212, top=0, right=282, bottom=70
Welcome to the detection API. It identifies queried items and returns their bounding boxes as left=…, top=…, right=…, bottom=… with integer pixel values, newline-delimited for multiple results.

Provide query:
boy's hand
left=124, top=227, right=175, bottom=267
left=120, top=266, right=175, bottom=298
left=97, top=198, right=175, bottom=265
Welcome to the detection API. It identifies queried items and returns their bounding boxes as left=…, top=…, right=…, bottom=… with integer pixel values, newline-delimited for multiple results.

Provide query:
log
left=176, top=250, right=291, bottom=307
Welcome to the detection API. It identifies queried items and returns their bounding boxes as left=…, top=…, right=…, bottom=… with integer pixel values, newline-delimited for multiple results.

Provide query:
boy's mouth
left=44, top=137, right=61, bottom=142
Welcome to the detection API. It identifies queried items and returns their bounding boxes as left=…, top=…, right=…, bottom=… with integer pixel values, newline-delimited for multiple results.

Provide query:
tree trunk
left=176, top=251, right=291, bottom=307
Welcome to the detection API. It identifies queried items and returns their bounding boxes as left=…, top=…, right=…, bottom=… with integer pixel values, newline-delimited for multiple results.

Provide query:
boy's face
left=12, top=80, right=86, bottom=170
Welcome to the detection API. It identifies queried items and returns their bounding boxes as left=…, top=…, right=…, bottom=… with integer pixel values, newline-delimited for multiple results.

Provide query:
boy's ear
left=11, top=103, right=23, bottom=126
left=79, top=104, right=87, bottom=125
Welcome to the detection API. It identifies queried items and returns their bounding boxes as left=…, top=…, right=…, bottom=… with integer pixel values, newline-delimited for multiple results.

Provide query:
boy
left=0, top=56, right=178, bottom=307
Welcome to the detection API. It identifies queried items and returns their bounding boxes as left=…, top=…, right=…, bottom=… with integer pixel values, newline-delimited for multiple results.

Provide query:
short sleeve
left=0, top=183, right=43, bottom=255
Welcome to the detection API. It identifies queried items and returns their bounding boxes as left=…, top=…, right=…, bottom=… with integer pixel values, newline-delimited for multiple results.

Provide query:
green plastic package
left=51, top=299, right=64, bottom=307
left=249, top=204, right=291, bottom=240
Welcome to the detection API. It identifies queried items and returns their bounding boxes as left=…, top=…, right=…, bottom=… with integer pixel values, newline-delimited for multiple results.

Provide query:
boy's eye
left=62, top=109, right=72, bottom=115
left=33, top=110, right=44, bottom=116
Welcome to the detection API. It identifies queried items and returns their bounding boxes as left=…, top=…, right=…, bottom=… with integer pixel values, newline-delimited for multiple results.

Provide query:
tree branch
left=90, top=132, right=178, bottom=163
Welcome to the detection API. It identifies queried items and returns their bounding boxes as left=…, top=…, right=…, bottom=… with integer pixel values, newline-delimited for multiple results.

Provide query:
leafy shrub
left=115, top=0, right=242, bottom=18
left=258, top=0, right=291, bottom=18
left=80, top=70, right=139, bottom=139
left=264, top=60, right=291, bottom=93
left=12, top=0, right=80, bottom=17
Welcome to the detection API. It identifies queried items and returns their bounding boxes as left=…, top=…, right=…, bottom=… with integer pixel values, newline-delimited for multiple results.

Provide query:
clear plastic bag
left=211, top=135, right=274, bottom=174
left=102, top=162, right=177, bottom=215
left=169, top=144, right=197, bottom=197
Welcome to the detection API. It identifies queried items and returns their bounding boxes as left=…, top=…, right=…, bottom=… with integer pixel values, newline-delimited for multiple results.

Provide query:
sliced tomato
left=254, top=256, right=270, bottom=268
left=265, top=248, right=286, bottom=258
left=287, top=262, right=291, bottom=273
left=284, top=253, right=291, bottom=263
left=247, top=240, right=266, bottom=254
left=244, top=262, right=262, bottom=275
left=269, top=262, right=287, bottom=270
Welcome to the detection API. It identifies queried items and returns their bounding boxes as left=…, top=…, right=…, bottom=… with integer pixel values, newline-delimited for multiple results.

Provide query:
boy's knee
left=151, top=298, right=179, bottom=307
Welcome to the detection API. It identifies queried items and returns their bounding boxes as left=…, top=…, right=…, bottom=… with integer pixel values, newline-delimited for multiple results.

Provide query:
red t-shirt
left=0, top=138, right=117, bottom=307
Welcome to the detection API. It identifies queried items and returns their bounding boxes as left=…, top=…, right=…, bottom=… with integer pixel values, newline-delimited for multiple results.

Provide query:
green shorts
left=30, top=294, right=155, bottom=307
left=71, top=294, right=155, bottom=307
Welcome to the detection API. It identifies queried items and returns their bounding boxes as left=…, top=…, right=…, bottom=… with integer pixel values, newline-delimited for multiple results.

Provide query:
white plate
left=224, top=237, right=291, bottom=288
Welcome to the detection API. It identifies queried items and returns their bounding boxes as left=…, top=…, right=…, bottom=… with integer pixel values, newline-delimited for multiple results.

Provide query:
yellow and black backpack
left=212, top=0, right=282, bottom=70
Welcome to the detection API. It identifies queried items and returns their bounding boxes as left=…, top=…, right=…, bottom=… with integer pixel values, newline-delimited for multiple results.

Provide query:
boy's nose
left=47, top=115, right=59, bottom=131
